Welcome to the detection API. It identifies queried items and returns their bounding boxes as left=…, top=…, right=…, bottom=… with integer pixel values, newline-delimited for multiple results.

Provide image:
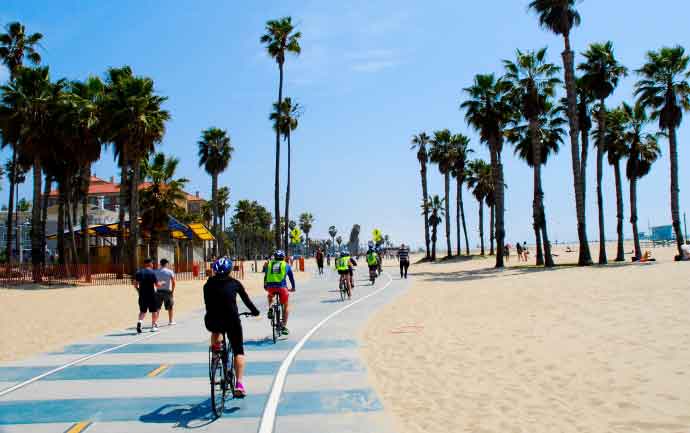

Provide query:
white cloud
left=348, top=48, right=399, bottom=73
left=352, top=60, right=396, bottom=73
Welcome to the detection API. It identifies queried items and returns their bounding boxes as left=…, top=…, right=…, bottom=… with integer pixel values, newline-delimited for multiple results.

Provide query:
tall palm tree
left=579, top=41, right=628, bottom=264
left=140, top=153, right=188, bottom=263
left=0, top=67, right=59, bottom=274
left=449, top=133, right=472, bottom=256
left=635, top=46, right=690, bottom=256
left=529, top=0, right=593, bottom=266
left=429, top=129, right=453, bottom=258
left=507, top=101, right=565, bottom=265
left=461, top=74, right=511, bottom=267
left=622, top=102, right=661, bottom=260
left=504, top=47, right=561, bottom=266
left=0, top=22, right=43, bottom=263
left=467, top=159, right=492, bottom=256
left=198, top=127, right=233, bottom=256
left=299, top=212, right=314, bottom=256
left=411, top=132, right=431, bottom=259
left=425, top=195, right=445, bottom=261
left=261, top=17, right=301, bottom=250
left=103, top=66, right=169, bottom=273
left=599, top=107, right=629, bottom=262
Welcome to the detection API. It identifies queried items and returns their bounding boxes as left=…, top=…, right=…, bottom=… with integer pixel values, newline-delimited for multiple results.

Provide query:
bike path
left=0, top=265, right=409, bottom=433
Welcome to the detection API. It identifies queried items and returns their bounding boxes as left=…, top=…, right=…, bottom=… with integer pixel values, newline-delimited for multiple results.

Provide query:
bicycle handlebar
left=239, top=312, right=254, bottom=317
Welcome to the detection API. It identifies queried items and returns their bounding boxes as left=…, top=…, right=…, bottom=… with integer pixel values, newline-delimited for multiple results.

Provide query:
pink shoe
left=234, top=381, right=247, bottom=398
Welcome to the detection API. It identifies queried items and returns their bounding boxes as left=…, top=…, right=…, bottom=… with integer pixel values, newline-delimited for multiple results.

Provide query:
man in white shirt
left=156, top=259, right=177, bottom=325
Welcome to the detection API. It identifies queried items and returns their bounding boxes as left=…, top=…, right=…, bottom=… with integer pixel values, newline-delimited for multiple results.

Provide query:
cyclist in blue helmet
left=264, top=250, right=296, bottom=335
left=204, top=257, right=260, bottom=397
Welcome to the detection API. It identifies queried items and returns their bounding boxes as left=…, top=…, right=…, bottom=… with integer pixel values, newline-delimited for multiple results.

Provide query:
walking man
left=133, top=258, right=161, bottom=333
left=315, top=247, right=325, bottom=275
left=156, top=258, right=176, bottom=325
left=398, top=243, right=410, bottom=279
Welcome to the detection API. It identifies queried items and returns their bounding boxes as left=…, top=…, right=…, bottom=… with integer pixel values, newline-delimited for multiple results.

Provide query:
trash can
left=192, top=263, right=200, bottom=277
left=299, top=257, right=305, bottom=272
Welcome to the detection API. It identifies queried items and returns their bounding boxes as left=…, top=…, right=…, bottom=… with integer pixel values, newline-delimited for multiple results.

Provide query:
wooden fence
left=0, top=261, right=244, bottom=287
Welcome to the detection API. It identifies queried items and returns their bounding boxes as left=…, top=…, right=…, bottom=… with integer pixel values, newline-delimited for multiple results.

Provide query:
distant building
left=0, top=211, right=33, bottom=261
left=44, top=176, right=206, bottom=215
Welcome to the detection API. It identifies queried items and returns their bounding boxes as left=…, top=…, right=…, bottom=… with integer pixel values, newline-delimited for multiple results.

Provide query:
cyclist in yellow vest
left=264, top=250, right=296, bottom=335
left=336, top=248, right=357, bottom=293
left=366, top=246, right=379, bottom=282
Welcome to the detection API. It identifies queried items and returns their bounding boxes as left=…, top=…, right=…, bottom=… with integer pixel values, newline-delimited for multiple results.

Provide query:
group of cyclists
left=202, top=242, right=385, bottom=399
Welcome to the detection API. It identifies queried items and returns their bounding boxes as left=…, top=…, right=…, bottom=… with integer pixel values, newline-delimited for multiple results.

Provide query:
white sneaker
left=168, top=321, right=176, bottom=326
left=151, top=324, right=159, bottom=332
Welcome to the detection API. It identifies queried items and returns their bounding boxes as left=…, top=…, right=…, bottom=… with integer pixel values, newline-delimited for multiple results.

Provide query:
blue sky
left=2, top=0, right=689, bottom=250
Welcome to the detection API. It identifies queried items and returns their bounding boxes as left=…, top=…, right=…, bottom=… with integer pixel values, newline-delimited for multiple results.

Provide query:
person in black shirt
left=133, top=258, right=162, bottom=333
left=204, top=257, right=260, bottom=397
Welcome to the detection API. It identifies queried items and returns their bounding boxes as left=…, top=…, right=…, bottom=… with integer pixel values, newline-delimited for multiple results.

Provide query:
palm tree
left=504, top=47, right=561, bottom=267
left=461, top=74, right=511, bottom=267
left=635, top=46, right=690, bottom=256
left=335, top=235, right=342, bottom=248
left=299, top=212, right=314, bottom=256
left=599, top=107, right=629, bottom=262
left=216, top=186, right=230, bottom=234
left=508, top=101, right=565, bottom=265
left=140, top=153, right=188, bottom=263
left=198, top=127, right=233, bottom=256
left=622, top=102, right=661, bottom=260
left=449, top=133, right=472, bottom=256
left=328, top=225, right=337, bottom=254
left=0, top=67, right=59, bottom=273
left=579, top=41, right=628, bottom=264
left=411, top=132, right=431, bottom=259
left=103, top=66, right=169, bottom=273
left=425, top=195, right=445, bottom=261
left=467, top=159, right=492, bottom=256
left=429, top=129, right=453, bottom=258
left=529, top=0, right=594, bottom=266
left=270, top=97, right=302, bottom=252
left=0, top=22, right=43, bottom=263
left=261, top=17, right=301, bottom=250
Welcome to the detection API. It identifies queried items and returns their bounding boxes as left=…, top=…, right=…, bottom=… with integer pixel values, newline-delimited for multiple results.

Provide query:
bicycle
left=339, top=273, right=351, bottom=301
left=209, top=312, right=252, bottom=418
left=268, top=296, right=284, bottom=343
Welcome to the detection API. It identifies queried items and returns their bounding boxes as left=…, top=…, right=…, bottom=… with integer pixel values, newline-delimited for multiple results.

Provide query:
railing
left=0, top=261, right=244, bottom=287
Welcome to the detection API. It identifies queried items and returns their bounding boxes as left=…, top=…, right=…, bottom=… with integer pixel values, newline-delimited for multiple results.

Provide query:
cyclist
left=264, top=250, right=296, bottom=335
left=336, top=248, right=358, bottom=293
left=366, top=245, right=379, bottom=283
left=204, top=257, right=260, bottom=398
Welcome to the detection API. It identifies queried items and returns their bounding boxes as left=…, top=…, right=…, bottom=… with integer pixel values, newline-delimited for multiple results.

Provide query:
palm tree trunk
left=129, top=158, right=141, bottom=273
left=444, top=172, right=451, bottom=258
left=455, top=178, right=461, bottom=256
left=30, top=158, right=42, bottom=282
left=490, top=137, right=505, bottom=267
left=41, top=174, right=50, bottom=264
left=117, top=165, right=127, bottom=277
left=431, top=222, right=437, bottom=261
left=489, top=203, right=495, bottom=255
left=613, top=160, right=625, bottom=261
left=212, top=173, right=218, bottom=256
left=630, top=177, right=641, bottom=260
left=534, top=222, right=543, bottom=266
left=283, top=131, right=291, bottom=255
left=5, top=148, right=16, bottom=263
left=81, top=167, right=91, bottom=264
left=533, top=166, right=545, bottom=266
left=669, top=127, right=684, bottom=254
left=458, top=178, right=470, bottom=255
left=273, top=63, right=284, bottom=250
left=562, top=34, right=592, bottom=266
left=421, top=159, right=431, bottom=259
left=57, top=183, right=65, bottom=265
left=530, top=119, right=554, bottom=267
left=65, top=188, right=78, bottom=265
left=596, top=103, right=607, bottom=264
left=478, top=199, right=485, bottom=256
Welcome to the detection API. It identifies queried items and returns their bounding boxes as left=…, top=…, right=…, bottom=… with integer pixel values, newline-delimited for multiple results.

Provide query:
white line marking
left=0, top=328, right=166, bottom=397
left=257, top=272, right=395, bottom=433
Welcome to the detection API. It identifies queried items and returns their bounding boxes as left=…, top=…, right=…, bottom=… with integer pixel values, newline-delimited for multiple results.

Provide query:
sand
left=0, top=261, right=311, bottom=362
left=362, top=244, right=690, bottom=433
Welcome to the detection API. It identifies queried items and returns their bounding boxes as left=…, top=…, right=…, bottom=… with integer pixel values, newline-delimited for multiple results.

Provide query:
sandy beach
left=362, top=245, right=690, bottom=433
left=0, top=261, right=311, bottom=362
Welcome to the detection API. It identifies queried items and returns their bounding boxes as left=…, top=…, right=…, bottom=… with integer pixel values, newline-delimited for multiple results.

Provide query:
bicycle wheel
left=210, top=349, right=226, bottom=417
left=271, top=305, right=278, bottom=343
left=226, top=346, right=236, bottom=398
left=339, top=280, right=345, bottom=301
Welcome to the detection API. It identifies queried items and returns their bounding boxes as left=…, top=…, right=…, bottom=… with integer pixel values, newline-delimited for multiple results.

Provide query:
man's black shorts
left=138, top=291, right=161, bottom=313
left=204, top=316, right=245, bottom=355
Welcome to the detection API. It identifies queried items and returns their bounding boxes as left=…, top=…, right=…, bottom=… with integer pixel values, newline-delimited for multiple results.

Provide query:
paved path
left=0, top=265, right=409, bottom=433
